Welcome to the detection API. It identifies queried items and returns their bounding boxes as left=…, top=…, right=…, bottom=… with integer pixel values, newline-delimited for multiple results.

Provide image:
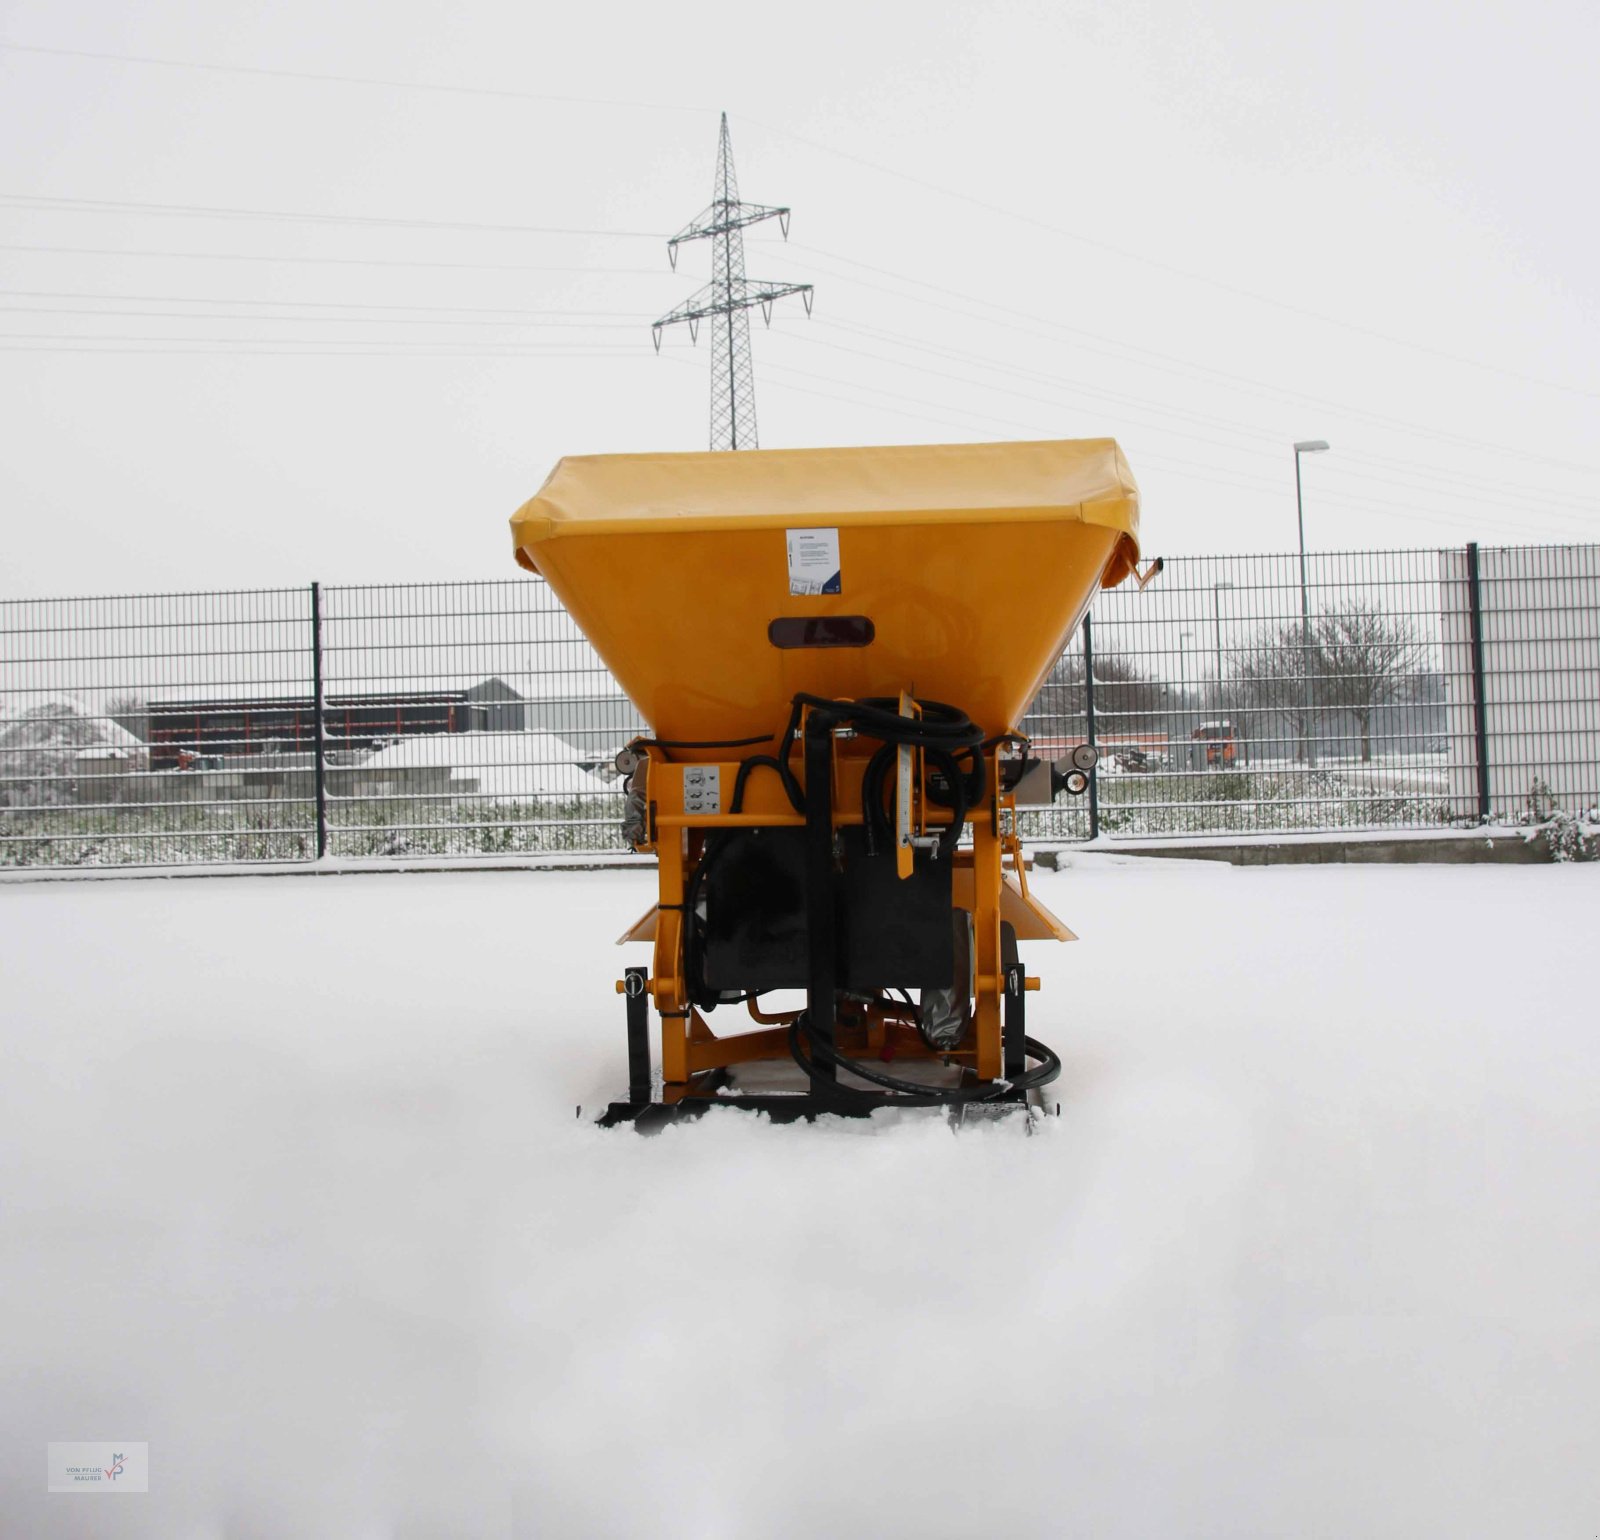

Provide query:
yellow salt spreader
left=510, top=439, right=1145, bottom=1127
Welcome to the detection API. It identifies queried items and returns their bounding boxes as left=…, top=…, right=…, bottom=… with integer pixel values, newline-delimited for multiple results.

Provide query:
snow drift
left=0, top=857, right=1596, bottom=1537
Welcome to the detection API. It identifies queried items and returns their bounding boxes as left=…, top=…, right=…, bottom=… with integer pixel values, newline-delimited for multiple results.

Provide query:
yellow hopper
left=510, top=439, right=1141, bottom=1125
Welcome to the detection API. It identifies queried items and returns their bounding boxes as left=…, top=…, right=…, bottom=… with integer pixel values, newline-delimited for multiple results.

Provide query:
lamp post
left=1179, top=629, right=1194, bottom=758
left=1212, top=580, right=1235, bottom=710
left=1293, top=440, right=1329, bottom=766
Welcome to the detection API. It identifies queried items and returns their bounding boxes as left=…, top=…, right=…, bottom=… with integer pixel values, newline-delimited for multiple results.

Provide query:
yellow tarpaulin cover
left=513, top=438, right=1139, bottom=586
left=508, top=438, right=1139, bottom=747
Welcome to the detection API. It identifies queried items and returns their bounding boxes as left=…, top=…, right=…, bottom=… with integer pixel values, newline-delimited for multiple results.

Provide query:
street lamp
left=1179, top=629, right=1194, bottom=755
left=1212, top=580, right=1235, bottom=709
left=1293, top=440, right=1329, bottom=765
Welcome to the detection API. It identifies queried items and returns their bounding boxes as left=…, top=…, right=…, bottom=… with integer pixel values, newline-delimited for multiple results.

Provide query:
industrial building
left=145, top=677, right=525, bottom=768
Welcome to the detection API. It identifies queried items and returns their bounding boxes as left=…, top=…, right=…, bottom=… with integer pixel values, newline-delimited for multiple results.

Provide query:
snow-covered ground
left=1327, top=759, right=1450, bottom=797
left=2, top=858, right=1597, bottom=1537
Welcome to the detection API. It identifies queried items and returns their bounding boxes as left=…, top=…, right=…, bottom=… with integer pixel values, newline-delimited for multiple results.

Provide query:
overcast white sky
left=0, top=0, right=1595, bottom=597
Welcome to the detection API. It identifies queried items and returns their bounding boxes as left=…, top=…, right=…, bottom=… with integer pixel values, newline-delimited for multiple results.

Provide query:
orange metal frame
left=622, top=709, right=1050, bottom=1089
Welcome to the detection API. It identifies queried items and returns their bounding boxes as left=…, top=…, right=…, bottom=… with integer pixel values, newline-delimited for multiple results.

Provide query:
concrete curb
left=0, top=853, right=647, bottom=887
left=1034, top=831, right=1552, bottom=867
left=4, top=829, right=1582, bottom=886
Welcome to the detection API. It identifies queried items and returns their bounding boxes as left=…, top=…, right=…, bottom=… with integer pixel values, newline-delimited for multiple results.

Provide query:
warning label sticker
left=786, top=528, right=842, bottom=596
left=682, top=765, right=721, bottom=815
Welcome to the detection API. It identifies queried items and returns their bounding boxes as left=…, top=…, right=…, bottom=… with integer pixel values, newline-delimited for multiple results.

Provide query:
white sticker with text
left=786, top=528, right=841, bottom=596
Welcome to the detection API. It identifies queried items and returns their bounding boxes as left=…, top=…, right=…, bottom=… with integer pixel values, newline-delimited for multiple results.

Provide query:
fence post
left=1083, top=612, right=1100, bottom=841
left=1464, top=543, right=1491, bottom=822
left=310, top=581, right=329, bottom=860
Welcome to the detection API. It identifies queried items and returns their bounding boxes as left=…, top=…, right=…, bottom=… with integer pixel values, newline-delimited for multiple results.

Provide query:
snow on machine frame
left=510, top=440, right=1145, bottom=1127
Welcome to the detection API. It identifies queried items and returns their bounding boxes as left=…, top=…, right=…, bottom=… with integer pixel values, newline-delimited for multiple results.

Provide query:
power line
left=773, top=320, right=1599, bottom=529
left=0, top=332, right=651, bottom=348
left=1, top=320, right=1572, bottom=542
left=8, top=37, right=1580, bottom=400
left=12, top=219, right=1580, bottom=489
left=10, top=231, right=1590, bottom=501
left=750, top=356, right=1590, bottom=543
left=0, top=242, right=683, bottom=277
left=0, top=287, right=656, bottom=317
left=759, top=366, right=1517, bottom=539
left=0, top=41, right=708, bottom=117
left=1332, top=443, right=1597, bottom=515
left=756, top=240, right=1600, bottom=478
left=0, top=343, right=649, bottom=358
left=806, top=316, right=1286, bottom=448
left=742, top=121, right=1598, bottom=402
left=785, top=317, right=1598, bottom=522
left=2, top=43, right=1589, bottom=531
left=0, top=192, right=664, bottom=238
left=0, top=309, right=649, bottom=328
left=3, top=239, right=1589, bottom=524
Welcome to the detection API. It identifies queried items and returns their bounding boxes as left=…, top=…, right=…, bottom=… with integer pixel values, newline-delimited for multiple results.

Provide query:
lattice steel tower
left=653, top=113, right=812, bottom=451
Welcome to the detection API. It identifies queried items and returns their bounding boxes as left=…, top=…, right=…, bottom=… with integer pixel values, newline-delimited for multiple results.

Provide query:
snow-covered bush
left=1522, top=777, right=1597, bottom=862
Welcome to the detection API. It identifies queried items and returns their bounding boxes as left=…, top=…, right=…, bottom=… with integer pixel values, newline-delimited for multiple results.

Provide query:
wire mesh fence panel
left=0, top=588, right=314, bottom=867
left=317, top=578, right=639, bottom=858
left=1445, top=544, right=1600, bottom=823
left=1015, top=627, right=1093, bottom=843
left=1022, top=548, right=1464, bottom=837
left=2, top=546, right=1595, bottom=870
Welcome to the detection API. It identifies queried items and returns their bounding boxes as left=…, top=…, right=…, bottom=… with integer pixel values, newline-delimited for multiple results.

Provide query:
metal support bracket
left=803, top=712, right=837, bottom=1084
left=624, top=966, right=651, bottom=1103
left=1003, top=961, right=1026, bottom=1082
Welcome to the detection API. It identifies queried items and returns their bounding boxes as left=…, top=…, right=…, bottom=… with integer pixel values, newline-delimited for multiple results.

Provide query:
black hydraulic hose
left=731, top=693, right=984, bottom=818
left=924, top=744, right=984, bottom=810
left=730, top=753, right=802, bottom=816
left=635, top=732, right=776, bottom=753
left=920, top=746, right=969, bottom=857
left=861, top=745, right=974, bottom=856
left=860, top=742, right=896, bottom=853
left=790, top=693, right=983, bottom=750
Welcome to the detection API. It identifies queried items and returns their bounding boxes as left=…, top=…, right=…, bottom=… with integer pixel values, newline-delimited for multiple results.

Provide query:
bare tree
left=1025, top=649, right=1165, bottom=741
left=1312, top=601, right=1424, bottom=762
left=1094, top=652, right=1168, bottom=736
left=1225, top=620, right=1319, bottom=762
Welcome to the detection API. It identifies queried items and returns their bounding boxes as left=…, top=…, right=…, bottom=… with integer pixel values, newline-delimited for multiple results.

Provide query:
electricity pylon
left=653, top=113, right=812, bottom=451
